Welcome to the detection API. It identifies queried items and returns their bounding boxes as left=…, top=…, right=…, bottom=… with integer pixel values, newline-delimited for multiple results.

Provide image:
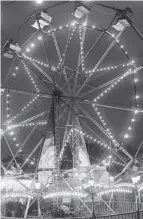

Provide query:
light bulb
left=31, top=43, right=35, bottom=47
left=36, top=0, right=43, bottom=4
left=26, top=48, right=30, bottom=53
left=134, top=78, right=138, bottom=83
left=124, top=134, right=129, bottom=139
left=38, top=36, right=42, bottom=40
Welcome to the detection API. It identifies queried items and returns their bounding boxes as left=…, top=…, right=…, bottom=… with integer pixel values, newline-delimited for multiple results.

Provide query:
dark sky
left=1, top=1, right=143, bottom=168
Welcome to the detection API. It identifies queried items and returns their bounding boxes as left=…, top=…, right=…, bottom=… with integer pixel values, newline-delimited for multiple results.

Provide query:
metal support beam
left=7, top=124, right=38, bottom=169
left=78, top=104, right=133, bottom=160
left=76, top=28, right=125, bottom=96
left=73, top=16, right=87, bottom=95
left=61, top=174, right=92, bottom=214
left=24, top=196, right=31, bottom=218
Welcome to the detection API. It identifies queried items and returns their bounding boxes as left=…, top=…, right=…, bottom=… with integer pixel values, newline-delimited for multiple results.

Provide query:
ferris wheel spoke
left=80, top=66, right=139, bottom=99
left=52, top=31, right=73, bottom=94
left=7, top=122, right=39, bottom=169
left=3, top=87, right=52, bottom=98
left=21, top=138, right=43, bottom=169
left=79, top=104, right=111, bottom=139
left=80, top=77, right=120, bottom=98
left=80, top=100, right=142, bottom=113
left=4, top=111, right=49, bottom=132
left=27, top=60, right=53, bottom=84
left=3, top=57, right=17, bottom=86
left=4, top=135, right=21, bottom=170
left=80, top=118, right=127, bottom=165
left=75, top=13, right=118, bottom=74
left=21, top=30, right=39, bottom=48
left=76, top=28, right=125, bottom=97
left=73, top=16, right=88, bottom=95
left=4, top=99, right=43, bottom=125
left=78, top=104, right=133, bottom=160
left=36, top=20, right=59, bottom=91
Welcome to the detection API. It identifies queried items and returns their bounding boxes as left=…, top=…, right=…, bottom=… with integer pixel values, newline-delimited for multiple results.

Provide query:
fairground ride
left=1, top=1, right=143, bottom=218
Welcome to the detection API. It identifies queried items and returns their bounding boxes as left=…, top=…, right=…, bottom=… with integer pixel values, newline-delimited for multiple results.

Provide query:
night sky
left=1, top=1, right=143, bottom=171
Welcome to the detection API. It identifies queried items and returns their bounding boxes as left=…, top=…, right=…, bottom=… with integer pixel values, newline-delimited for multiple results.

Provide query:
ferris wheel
left=1, top=1, right=143, bottom=218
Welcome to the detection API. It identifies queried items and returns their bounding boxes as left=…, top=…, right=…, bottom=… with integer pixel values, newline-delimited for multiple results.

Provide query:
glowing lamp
left=132, top=176, right=140, bottom=184
left=36, top=0, right=43, bottom=4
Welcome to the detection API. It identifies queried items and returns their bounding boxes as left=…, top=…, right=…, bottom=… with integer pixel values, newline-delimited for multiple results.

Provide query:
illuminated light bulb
left=13, top=138, right=16, bottom=141
left=13, top=73, right=16, bottom=76
left=15, top=67, right=19, bottom=70
left=16, top=143, right=19, bottom=147
left=71, top=21, right=76, bottom=26
left=131, top=60, right=135, bottom=64
left=135, top=110, right=139, bottom=114
left=36, top=0, right=43, bottom=4
left=10, top=131, right=14, bottom=136
left=38, top=36, right=42, bottom=40
left=92, top=25, right=95, bottom=28
left=136, top=95, right=139, bottom=99
left=124, top=134, right=129, bottom=139
left=31, top=43, right=35, bottom=47
left=26, top=48, right=30, bottom=53
left=134, top=78, right=138, bottom=82
left=112, top=34, right=115, bottom=37
left=125, top=51, right=128, bottom=54
left=128, top=126, right=132, bottom=130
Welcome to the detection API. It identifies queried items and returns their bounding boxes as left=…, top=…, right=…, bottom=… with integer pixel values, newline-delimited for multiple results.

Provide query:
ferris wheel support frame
left=2, top=3, right=143, bottom=218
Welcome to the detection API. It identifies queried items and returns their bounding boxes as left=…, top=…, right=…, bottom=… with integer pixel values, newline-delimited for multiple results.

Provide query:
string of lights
left=97, top=188, right=132, bottom=196
left=58, top=24, right=77, bottom=70
left=1, top=193, right=33, bottom=200
left=43, top=191, right=87, bottom=199
left=79, top=26, right=86, bottom=72
left=58, top=127, right=111, bottom=163
left=93, top=67, right=141, bottom=147
left=85, top=60, right=135, bottom=75
left=4, top=62, right=23, bottom=149
left=5, top=62, right=40, bottom=126
left=25, top=23, right=70, bottom=53
left=2, top=3, right=142, bottom=212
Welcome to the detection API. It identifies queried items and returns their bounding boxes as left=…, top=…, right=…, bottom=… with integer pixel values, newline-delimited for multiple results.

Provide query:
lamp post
left=132, top=176, right=141, bottom=219
left=89, top=180, right=96, bottom=219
